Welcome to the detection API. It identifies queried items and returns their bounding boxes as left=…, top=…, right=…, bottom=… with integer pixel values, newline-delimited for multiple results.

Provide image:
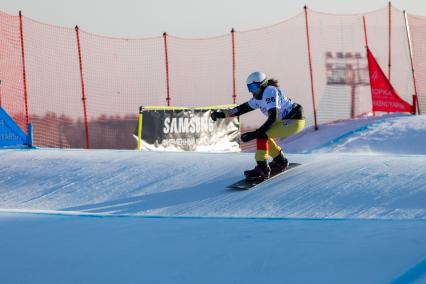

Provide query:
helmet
left=246, top=71, right=267, bottom=93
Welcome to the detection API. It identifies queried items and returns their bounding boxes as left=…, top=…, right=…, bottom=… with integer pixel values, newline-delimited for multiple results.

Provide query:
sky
left=1, top=0, right=426, bottom=38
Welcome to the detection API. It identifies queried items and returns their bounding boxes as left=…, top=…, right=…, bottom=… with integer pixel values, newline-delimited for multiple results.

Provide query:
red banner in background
left=367, top=48, right=412, bottom=113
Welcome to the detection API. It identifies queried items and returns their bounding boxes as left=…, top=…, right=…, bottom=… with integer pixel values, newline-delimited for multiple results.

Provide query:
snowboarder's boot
left=269, top=152, right=289, bottom=175
left=244, top=161, right=271, bottom=181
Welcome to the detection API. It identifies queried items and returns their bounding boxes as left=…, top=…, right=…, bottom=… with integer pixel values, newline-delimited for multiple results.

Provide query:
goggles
left=247, top=82, right=261, bottom=93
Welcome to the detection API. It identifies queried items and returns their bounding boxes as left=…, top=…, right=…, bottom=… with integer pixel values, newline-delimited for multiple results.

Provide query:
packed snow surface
left=0, top=150, right=425, bottom=219
left=1, top=114, right=425, bottom=219
left=1, top=114, right=426, bottom=283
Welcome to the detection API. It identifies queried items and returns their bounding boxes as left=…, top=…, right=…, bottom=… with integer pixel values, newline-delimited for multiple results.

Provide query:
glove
left=241, top=131, right=259, bottom=142
left=211, top=110, right=226, bottom=121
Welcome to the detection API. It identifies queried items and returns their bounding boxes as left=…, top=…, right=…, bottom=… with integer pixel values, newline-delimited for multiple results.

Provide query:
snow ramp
left=0, top=148, right=425, bottom=219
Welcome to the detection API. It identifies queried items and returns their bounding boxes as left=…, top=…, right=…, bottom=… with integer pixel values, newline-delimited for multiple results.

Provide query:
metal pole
left=363, top=16, right=368, bottom=47
left=388, top=2, right=392, bottom=81
left=404, top=11, right=420, bottom=114
left=75, top=26, right=90, bottom=149
left=304, top=6, right=318, bottom=130
left=19, top=11, right=29, bottom=132
left=363, top=16, right=376, bottom=117
left=231, top=28, right=237, bottom=105
left=138, top=106, right=143, bottom=152
left=351, top=84, right=356, bottom=119
left=0, top=80, right=2, bottom=108
left=163, top=32, right=171, bottom=106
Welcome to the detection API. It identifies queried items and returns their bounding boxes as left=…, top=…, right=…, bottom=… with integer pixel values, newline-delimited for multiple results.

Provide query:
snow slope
left=1, top=114, right=425, bottom=219
left=283, top=114, right=426, bottom=154
left=1, top=114, right=426, bottom=283
left=0, top=150, right=425, bottom=219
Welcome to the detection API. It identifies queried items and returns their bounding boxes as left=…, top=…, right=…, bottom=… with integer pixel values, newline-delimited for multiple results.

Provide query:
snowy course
left=1, top=114, right=426, bottom=283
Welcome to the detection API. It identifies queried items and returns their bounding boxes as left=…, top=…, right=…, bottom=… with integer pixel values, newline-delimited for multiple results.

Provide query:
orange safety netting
left=407, top=13, right=426, bottom=114
left=78, top=30, right=166, bottom=149
left=0, top=5, right=421, bottom=149
left=0, top=12, right=27, bottom=133
left=22, top=17, right=84, bottom=148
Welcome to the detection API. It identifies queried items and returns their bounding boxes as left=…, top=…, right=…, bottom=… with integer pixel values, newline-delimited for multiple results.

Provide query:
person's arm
left=210, top=102, right=254, bottom=121
left=257, top=108, right=277, bottom=136
left=241, top=108, right=277, bottom=142
left=229, top=102, right=254, bottom=117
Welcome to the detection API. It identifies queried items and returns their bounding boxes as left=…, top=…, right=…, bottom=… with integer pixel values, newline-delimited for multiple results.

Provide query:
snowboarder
left=211, top=71, right=305, bottom=181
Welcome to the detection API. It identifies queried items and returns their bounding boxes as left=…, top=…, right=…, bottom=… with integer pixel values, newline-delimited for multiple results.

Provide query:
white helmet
left=246, top=71, right=267, bottom=93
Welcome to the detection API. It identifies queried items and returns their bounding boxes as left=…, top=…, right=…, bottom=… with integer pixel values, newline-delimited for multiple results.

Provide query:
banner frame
left=137, top=105, right=239, bottom=153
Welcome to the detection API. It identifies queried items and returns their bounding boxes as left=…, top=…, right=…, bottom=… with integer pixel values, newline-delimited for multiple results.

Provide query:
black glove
left=211, top=110, right=226, bottom=121
left=241, top=131, right=259, bottom=142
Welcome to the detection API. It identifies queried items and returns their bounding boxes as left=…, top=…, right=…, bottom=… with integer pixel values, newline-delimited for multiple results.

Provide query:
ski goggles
left=247, top=82, right=261, bottom=93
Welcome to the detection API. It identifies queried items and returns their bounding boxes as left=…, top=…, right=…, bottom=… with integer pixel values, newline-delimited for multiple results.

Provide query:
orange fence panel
left=0, top=11, right=26, bottom=133
left=407, top=13, right=426, bottom=114
left=21, top=17, right=84, bottom=148
left=78, top=31, right=166, bottom=148
left=0, top=5, right=422, bottom=150
left=166, top=34, right=234, bottom=108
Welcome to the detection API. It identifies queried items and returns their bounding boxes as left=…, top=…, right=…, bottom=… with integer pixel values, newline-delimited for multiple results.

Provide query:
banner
left=134, top=107, right=240, bottom=152
left=0, top=107, right=32, bottom=147
left=367, top=48, right=412, bottom=113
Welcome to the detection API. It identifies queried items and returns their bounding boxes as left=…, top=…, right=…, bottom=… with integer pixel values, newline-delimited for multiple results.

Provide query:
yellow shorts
left=266, top=119, right=305, bottom=139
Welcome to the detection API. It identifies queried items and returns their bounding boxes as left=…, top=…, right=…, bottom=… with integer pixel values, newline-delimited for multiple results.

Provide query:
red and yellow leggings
left=255, top=119, right=305, bottom=161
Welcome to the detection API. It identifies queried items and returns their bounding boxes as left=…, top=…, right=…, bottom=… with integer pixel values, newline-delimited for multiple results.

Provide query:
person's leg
left=266, top=119, right=305, bottom=140
left=254, top=138, right=268, bottom=162
left=244, top=119, right=305, bottom=180
left=268, top=138, right=282, bottom=160
left=267, top=138, right=288, bottom=173
left=266, top=119, right=305, bottom=173
left=244, top=138, right=271, bottom=180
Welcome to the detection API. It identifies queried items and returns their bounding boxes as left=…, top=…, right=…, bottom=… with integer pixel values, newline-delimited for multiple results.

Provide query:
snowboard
left=228, top=163, right=302, bottom=190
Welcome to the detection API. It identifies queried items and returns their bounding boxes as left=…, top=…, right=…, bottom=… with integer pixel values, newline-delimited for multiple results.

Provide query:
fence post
left=304, top=6, right=318, bottom=130
left=363, top=16, right=376, bottom=117
left=75, top=26, right=90, bottom=149
left=388, top=2, right=392, bottom=81
left=231, top=28, right=237, bottom=105
left=137, top=106, right=143, bottom=152
left=404, top=11, right=420, bottom=115
left=412, top=95, right=418, bottom=115
left=163, top=32, right=171, bottom=106
left=19, top=11, right=29, bottom=132
left=363, top=16, right=368, bottom=47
